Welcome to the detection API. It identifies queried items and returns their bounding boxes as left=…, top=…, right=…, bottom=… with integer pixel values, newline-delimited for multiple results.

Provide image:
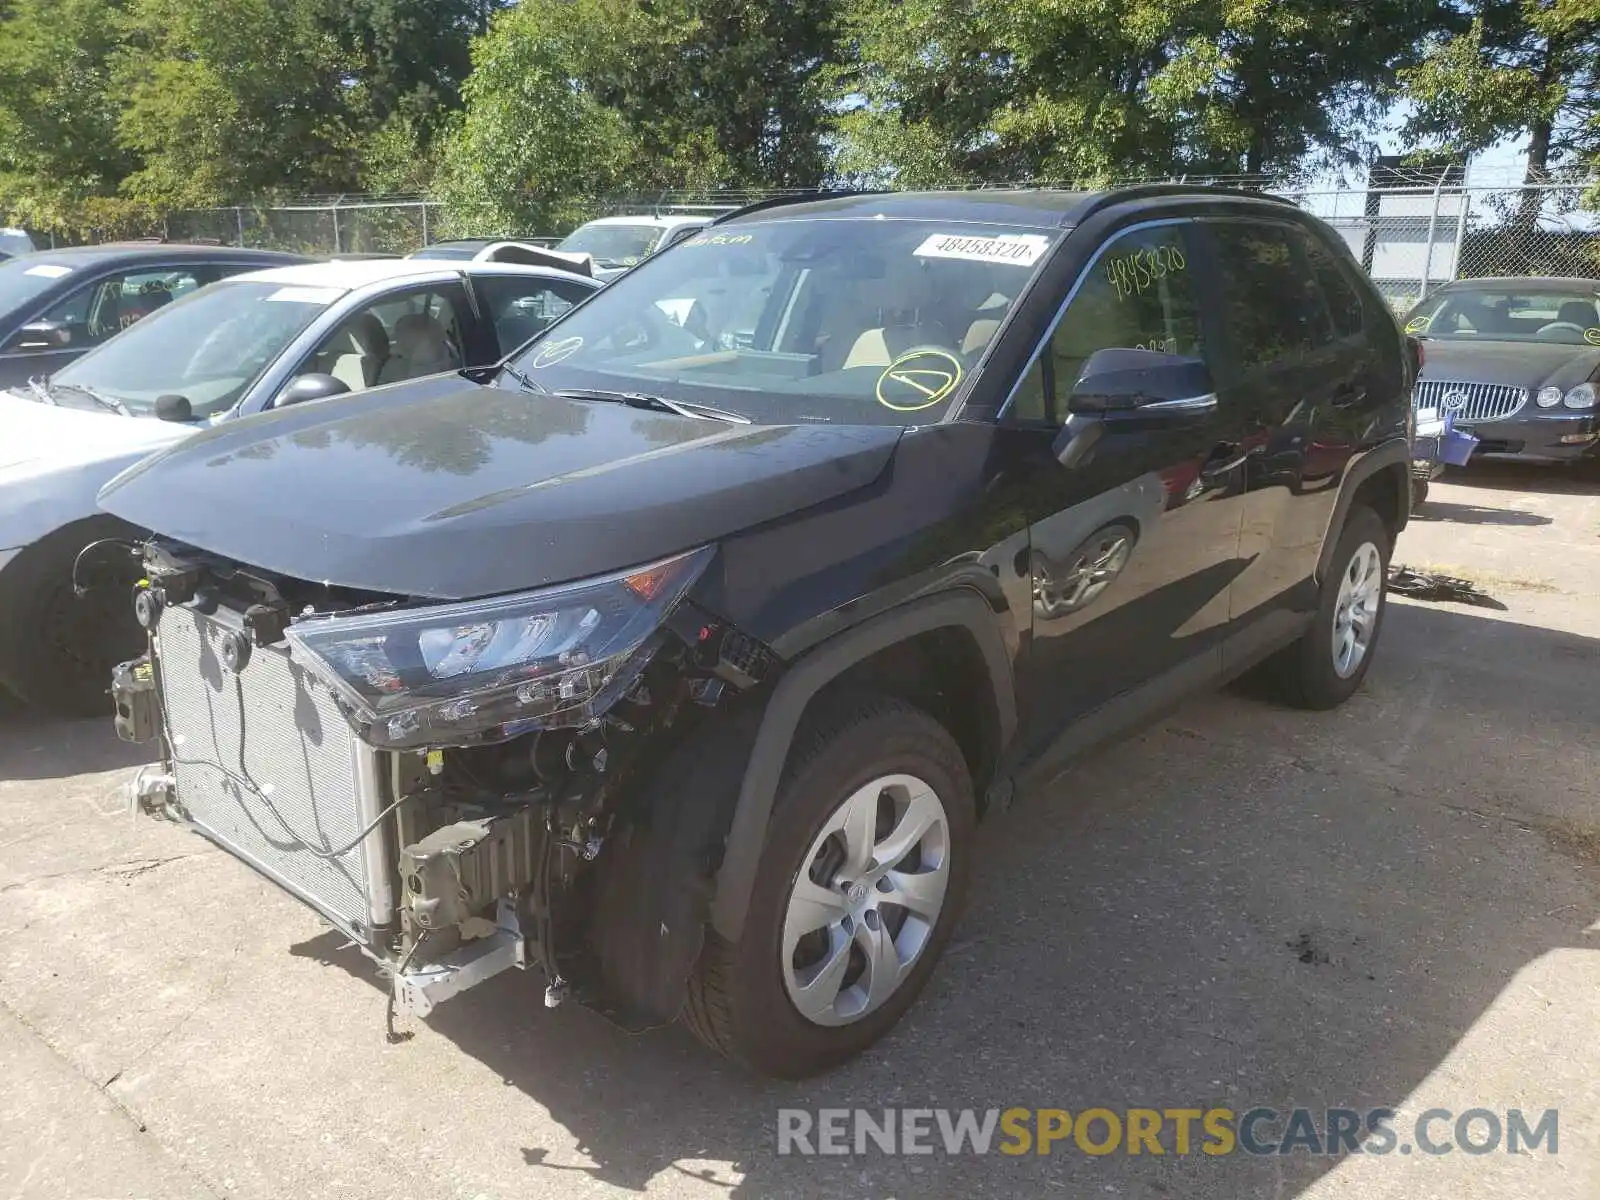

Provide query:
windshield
left=52, top=279, right=339, bottom=418
left=556, top=223, right=663, bottom=268
left=1405, top=286, right=1600, bottom=346
left=507, top=218, right=1058, bottom=425
left=0, top=257, right=81, bottom=314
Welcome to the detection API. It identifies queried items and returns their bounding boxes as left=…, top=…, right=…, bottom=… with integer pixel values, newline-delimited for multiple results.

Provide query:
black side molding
left=709, top=588, right=1017, bottom=940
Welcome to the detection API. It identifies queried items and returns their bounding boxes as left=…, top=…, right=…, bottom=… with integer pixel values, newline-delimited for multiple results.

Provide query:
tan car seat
left=378, top=312, right=458, bottom=385
left=322, top=312, right=390, bottom=390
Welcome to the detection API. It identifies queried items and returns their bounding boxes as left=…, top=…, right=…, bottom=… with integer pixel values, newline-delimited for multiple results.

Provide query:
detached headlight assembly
left=286, top=546, right=713, bottom=749
left=1563, top=383, right=1598, bottom=410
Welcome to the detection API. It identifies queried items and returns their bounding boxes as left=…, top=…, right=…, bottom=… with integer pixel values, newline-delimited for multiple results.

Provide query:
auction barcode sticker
left=914, top=233, right=1051, bottom=266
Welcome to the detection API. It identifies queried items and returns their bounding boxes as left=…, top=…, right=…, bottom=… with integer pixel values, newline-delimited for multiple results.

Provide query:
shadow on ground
left=289, top=600, right=1598, bottom=1198
left=1441, top=457, right=1600, bottom=497
left=1411, top=500, right=1553, bottom=527
left=0, top=692, right=145, bottom=781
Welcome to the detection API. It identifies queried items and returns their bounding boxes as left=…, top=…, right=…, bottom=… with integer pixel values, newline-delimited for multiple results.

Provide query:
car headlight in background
left=1536, top=386, right=1564, bottom=408
left=1562, top=383, right=1597, bottom=410
left=286, top=546, right=713, bottom=749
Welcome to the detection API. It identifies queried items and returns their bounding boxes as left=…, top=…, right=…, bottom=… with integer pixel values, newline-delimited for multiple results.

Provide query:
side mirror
left=1066, top=348, right=1215, bottom=417
left=8, top=319, right=72, bottom=352
left=154, top=394, right=192, bottom=422
left=274, top=372, right=350, bottom=408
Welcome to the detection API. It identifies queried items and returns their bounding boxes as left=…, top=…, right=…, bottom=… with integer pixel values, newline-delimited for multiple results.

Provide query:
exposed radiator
left=154, top=604, right=388, bottom=934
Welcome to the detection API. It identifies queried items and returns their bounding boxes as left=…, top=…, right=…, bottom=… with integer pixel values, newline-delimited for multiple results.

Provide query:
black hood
left=98, top=375, right=902, bottom=599
left=1418, top=339, right=1600, bottom=391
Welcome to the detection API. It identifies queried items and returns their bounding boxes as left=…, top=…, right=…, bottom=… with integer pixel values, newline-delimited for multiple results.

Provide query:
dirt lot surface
left=2, top=460, right=1597, bottom=1200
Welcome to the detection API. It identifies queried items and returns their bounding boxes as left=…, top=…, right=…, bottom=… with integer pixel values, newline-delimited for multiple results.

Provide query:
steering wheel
left=1535, top=321, right=1588, bottom=340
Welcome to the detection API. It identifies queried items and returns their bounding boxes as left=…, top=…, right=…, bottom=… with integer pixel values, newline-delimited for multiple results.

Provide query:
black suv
left=104, top=187, right=1413, bottom=1078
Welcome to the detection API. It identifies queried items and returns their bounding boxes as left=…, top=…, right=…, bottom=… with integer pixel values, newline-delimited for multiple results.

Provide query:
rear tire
left=1251, top=505, right=1391, bottom=711
left=683, top=692, right=975, bottom=1078
left=1411, top=478, right=1429, bottom=509
left=0, top=522, right=145, bottom=717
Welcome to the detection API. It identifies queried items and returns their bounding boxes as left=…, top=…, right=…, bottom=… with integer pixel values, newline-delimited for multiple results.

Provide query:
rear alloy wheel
left=1251, top=504, right=1391, bottom=710
left=683, top=693, right=974, bottom=1077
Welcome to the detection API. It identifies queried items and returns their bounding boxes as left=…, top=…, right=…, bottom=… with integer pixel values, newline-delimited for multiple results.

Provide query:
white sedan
left=0, top=256, right=600, bottom=714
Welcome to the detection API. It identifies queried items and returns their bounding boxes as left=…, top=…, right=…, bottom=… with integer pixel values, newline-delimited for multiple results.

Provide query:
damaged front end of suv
left=113, top=536, right=775, bottom=1033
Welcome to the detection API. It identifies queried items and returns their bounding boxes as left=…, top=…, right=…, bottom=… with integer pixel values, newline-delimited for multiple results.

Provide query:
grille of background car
left=1412, top=379, right=1528, bottom=424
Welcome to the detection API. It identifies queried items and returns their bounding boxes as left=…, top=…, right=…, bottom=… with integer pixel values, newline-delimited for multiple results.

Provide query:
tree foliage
left=833, top=0, right=1451, bottom=186
left=0, top=0, right=134, bottom=216
left=1401, top=0, right=1600, bottom=178
left=435, top=0, right=838, bottom=233
left=2, top=0, right=1597, bottom=239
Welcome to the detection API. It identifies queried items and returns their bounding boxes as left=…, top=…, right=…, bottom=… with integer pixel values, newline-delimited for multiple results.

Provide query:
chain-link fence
left=1281, top=177, right=1600, bottom=315
left=34, top=176, right=1600, bottom=307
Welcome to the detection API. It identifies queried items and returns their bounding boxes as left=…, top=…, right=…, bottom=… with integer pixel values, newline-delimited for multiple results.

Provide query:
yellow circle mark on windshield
left=876, top=349, right=963, bottom=412
left=531, top=335, right=583, bottom=368
left=1405, top=315, right=1432, bottom=334
left=1586, top=327, right=1600, bottom=347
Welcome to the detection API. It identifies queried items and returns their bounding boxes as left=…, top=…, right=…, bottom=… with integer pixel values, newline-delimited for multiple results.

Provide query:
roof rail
left=650, top=203, right=741, bottom=216
left=1063, top=182, right=1297, bottom=226
left=709, top=189, right=890, bottom=226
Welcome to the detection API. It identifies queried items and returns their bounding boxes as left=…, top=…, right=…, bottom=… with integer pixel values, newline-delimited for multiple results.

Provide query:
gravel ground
left=2, top=460, right=1597, bottom=1200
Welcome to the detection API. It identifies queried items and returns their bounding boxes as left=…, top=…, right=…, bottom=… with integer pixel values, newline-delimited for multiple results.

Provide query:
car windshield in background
left=51, top=279, right=340, bottom=419
left=555, top=224, right=662, bottom=268
left=506, top=218, right=1059, bottom=425
left=0, top=257, right=80, bottom=314
left=1406, top=287, right=1600, bottom=345
left=409, top=243, right=484, bottom=260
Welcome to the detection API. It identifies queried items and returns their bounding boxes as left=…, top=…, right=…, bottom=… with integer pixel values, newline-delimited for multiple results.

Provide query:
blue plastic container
left=1440, top=425, right=1480, bottom=466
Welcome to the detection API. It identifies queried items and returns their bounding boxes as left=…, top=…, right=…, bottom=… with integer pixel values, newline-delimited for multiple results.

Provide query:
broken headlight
left=286, top=546, right=713, bottom=749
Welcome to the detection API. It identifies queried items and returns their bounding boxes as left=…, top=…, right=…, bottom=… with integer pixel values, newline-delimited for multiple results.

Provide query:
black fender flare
left=709, top=588, right=1018, bottom=940
left=1315, top=437, right=1411, bottom=583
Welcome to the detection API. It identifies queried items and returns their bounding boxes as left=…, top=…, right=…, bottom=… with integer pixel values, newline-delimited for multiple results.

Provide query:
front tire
left=1252, top=504, right=1391, bottom=710
left=683, top=692, right=975, bottom=1077
left=0, top=522, right=144, bottom=717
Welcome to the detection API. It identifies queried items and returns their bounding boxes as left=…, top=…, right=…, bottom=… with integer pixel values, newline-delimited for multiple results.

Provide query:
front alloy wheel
left=683, top=693, right=975, bottom=1078
left=782, top=773, right=951, bottom=1026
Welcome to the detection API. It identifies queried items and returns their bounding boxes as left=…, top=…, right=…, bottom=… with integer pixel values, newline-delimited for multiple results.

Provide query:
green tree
left=433, top=0, right=650, bottom=236
left=113, top=0, right=360, bottom=206
left=832, top=0, right=1448, bottom=186
left=0, top=0, right=135, bottom=219
left=1401, top=0, right=1600, bottom=219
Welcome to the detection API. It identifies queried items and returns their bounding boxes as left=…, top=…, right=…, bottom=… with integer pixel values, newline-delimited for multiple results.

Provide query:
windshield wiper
left=26, top=376, right=57, bottom=406
left=500, top=363, right=548, bottom=394
left=53, top=381, right=132, bottom=417
left=555, top=388, right=750, bottom=424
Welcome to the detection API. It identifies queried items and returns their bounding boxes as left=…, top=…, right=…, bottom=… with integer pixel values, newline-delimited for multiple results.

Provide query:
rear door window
left=1211, top=223, right=1331, bottom=374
